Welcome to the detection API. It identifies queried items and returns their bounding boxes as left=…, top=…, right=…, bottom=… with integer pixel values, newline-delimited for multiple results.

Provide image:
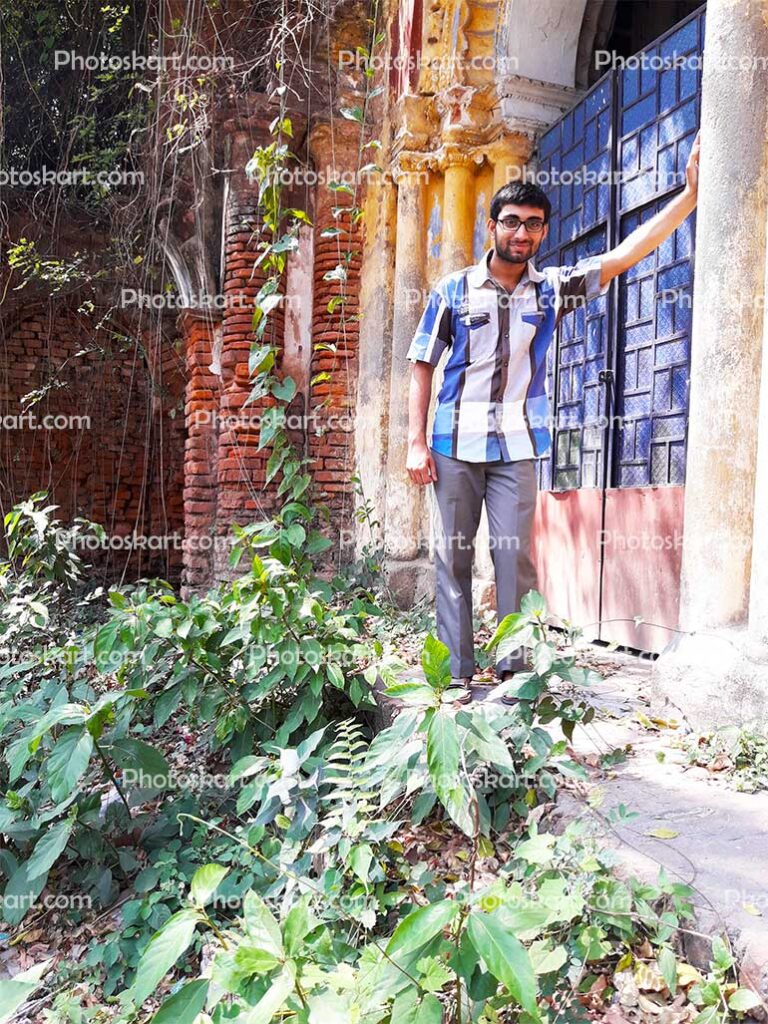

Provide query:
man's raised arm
left=599, top=131, right=700, bottom=288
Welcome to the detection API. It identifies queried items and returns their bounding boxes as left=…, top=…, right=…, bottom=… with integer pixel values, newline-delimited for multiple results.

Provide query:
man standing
left=406, top=134, right=700, bottom=703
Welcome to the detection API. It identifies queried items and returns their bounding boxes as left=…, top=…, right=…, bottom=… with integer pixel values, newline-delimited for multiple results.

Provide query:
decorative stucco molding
left=497, top=73, right=583, bottom=138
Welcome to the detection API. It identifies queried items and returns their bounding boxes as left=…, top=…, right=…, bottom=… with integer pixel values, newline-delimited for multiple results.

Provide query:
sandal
left=442, top=677, right=473, bottom=704
left=497, top=670, right=520, bottom=706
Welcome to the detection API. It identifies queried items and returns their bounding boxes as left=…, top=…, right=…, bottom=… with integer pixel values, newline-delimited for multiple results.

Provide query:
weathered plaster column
left=748, top=212, right=768, bottom=643
left=653, top=0, right=768, bottom=726
left=440, top=151, right=476, bottom=274
left=282, top=223, right=314, bottom=408
left=383, top=157, right=431, bottom=601
left=355, top=171, right=397, bottom=558
left=678, top=0, right=767, bottom=630
left=485, top=135, right=534, bottom=195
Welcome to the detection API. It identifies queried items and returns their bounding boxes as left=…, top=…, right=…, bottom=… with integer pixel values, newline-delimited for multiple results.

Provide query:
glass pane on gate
left=618, top=12, right=704, bottom=213
left=614, top=200, right=695, bottom=487
left=554, top=229, right=609, bottom=491
left=613, top=6, right=702, bottom=487
left=536, top=75, right=613, bottom=491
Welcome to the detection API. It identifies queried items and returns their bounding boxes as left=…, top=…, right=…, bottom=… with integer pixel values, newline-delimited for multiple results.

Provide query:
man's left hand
left=685, top=130, right=700, bottom=196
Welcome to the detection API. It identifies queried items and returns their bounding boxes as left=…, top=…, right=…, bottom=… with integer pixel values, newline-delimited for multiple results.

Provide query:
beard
left=494, top=233, right=538, bottom=264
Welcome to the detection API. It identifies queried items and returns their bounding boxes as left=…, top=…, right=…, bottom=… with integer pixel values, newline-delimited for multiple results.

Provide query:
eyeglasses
left=496, top=215, right=546, bottom=234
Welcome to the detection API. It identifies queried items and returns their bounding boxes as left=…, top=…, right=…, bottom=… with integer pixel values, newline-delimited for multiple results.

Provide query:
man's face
left=488, top=203, right=549, bottom=264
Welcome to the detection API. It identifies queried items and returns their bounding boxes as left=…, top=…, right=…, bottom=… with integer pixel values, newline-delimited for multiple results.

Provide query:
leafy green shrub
left=97, top=602, right=706, bottom=1024
left=0, top=491, right=382, bottom=931
left=368, top=592, right=599, bottom=836
left=0, top=492, right=106, bottom=654
left=93, top=518, right=380, bottom=753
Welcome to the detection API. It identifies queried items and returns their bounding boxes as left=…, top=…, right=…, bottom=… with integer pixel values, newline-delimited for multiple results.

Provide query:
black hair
left=490, top=181, right=551, bottom=224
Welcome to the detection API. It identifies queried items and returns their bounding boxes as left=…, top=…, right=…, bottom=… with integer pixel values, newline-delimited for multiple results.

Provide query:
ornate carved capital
left=434, top=144, right=484, bottom=173
left=391, top=150, right=436, bottom=183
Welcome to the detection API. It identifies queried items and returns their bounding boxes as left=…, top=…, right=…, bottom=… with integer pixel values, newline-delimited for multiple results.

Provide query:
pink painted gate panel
left=532, top=490, right=603, bottom=635
left=600, top=486, right=684, bottom=653
left=532, top=487, right=684, bottom=654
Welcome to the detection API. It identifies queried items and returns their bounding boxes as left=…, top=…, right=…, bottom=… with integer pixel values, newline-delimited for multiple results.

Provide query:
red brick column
left=180, top=310, right=222, bottom=593
left=307, top=121, right=363, bottom=556
left=214, top=128, right=286, bottom=576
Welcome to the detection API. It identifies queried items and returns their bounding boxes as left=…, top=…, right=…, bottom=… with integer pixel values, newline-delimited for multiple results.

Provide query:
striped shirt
left=406, top=248, right=609, bottom=462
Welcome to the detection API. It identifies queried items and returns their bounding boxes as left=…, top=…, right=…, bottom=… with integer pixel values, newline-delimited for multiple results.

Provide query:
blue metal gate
left=531, top=5, right=705, bottom=649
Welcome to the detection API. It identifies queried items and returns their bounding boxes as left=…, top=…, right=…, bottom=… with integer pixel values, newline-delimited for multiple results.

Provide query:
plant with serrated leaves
left=0, top=673, right=172, bottom=926
left=90, top=534, right=380, bottom=753
left=0, top=492, right=105, bottom=653
left=224, top=721, right=410, bottom=938
left=319, top=719, right=380, bottom=836
left=365, top=591, right=600, bottom=838
left=309, top=719, right=405, bottom=929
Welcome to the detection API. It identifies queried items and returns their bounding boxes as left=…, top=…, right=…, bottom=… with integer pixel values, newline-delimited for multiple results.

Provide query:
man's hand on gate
left=407, top=440, right=438, bottom=485
left=598, top=130, right=699, bottom=288
left=684, top=130, right=700, bottom=196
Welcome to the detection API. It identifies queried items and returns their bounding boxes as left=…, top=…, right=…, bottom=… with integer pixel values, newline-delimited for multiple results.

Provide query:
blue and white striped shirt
left=407, top=248, right=608, bottom=462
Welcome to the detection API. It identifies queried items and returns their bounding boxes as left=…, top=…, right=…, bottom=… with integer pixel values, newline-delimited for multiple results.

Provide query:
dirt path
left=555, top=644, right=768, bottom=1002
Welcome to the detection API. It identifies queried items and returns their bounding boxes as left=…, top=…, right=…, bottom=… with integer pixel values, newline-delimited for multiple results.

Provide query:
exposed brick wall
left=0, top=304, right=185, bottom=584
left=213, top=129, right=288, bottom=579
left=1, top=120, right=367, bottom=594
left=307, top=122, right=364, bottom=559
left=181, top=311, right=221, bottom=593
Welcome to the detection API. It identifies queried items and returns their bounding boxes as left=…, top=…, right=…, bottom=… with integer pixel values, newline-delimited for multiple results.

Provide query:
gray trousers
left=431, top=448, right=538, bottom=678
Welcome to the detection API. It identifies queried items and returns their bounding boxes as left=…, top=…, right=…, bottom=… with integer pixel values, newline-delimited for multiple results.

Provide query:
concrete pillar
left=652, top=0, right=768, bottom=728
left=441, top=155, right=476, bottom=274
left=384, top=160, right=429, bottom=572
left=677, top=0, right=768, bottom=633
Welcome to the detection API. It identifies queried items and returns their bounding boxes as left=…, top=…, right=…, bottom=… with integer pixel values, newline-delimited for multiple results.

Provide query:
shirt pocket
left=459, top=309, right=491, bottom=329
left=458, top=297, right=498, bottom=362
left=516, top=309, right=545, bottom=352
left=521, top=310, right=545, bottom=331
